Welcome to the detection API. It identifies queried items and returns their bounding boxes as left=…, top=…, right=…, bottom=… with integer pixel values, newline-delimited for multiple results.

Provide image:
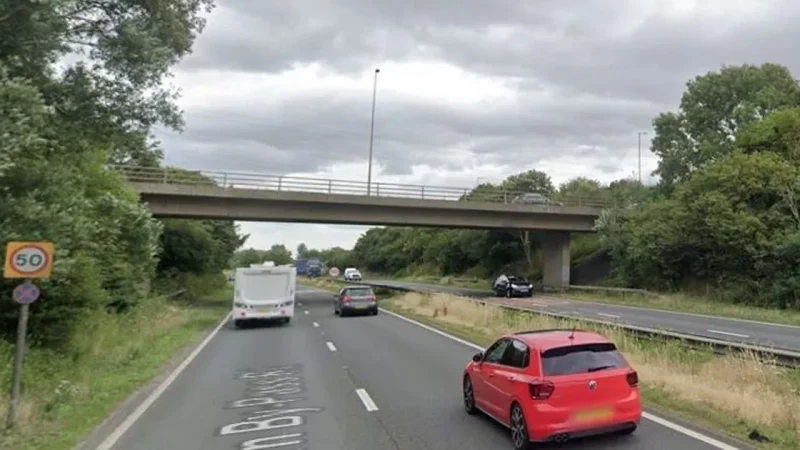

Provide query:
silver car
left=334, top=286, right=379, bottom=317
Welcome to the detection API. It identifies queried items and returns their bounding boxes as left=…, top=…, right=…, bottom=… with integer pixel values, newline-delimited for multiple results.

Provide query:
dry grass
left=388, top=292, right=800, bottom=447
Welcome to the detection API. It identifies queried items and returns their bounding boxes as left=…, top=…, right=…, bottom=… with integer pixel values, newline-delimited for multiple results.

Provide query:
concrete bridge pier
left=542, top=231, right=570, bottom=291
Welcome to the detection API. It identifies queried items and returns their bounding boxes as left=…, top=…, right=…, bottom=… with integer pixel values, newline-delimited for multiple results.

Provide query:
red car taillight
left=528, top=381, right=555, bottom=400
left=369, top=295, right=377, bottom=303
left=626, top=371, right=639, bottom=387
left=343, top=296, right=353, bottom=304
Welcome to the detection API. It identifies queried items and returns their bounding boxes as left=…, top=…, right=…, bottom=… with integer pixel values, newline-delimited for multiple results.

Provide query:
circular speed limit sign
left=10, top=245, right=50, bottom=275
left=328, top=267, right=340, bottom=277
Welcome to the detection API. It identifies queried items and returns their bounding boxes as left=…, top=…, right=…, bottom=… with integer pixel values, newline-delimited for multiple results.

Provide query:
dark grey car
left=334, top=286, right=379, bottom=316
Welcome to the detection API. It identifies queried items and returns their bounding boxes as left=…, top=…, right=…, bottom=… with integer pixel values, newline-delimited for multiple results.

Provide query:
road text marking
left=312, top=322, right=319, bottom=328
left=355, top=388, right=379, bottom=412
left=95, top=313, right=231, bottom=450
left=380, top=308, right=743, bottom=450
left=326, top=341, right=337, bottom=352
left=707, top=329, right=750, bottom=339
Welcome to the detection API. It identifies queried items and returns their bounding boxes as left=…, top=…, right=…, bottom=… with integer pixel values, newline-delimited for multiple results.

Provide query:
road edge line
left=379, top=307, right=743, bottom=450
left=93, top=312, right=231, bottom=450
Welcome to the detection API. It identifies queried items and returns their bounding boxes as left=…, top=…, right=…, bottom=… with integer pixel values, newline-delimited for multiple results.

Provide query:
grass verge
left=551, top=290, right=800, bottom=327
left=377, top=274, right=800, bottom=327
left=0, top=273, right=232, bottom=450
left=381, top=291, right=800, bottom=450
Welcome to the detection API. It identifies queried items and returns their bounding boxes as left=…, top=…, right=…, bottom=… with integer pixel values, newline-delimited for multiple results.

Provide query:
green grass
left=375, top=273, right=800, bottom=327
left=553, top=290, right=800, bottom=327
left=0, top=275, right=232, bottom=450
left=381, top=294, right=800, bottom=450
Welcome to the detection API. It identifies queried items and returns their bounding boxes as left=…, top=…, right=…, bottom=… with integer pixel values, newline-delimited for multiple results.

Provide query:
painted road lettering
left=219, top=364, right=323, bottom=449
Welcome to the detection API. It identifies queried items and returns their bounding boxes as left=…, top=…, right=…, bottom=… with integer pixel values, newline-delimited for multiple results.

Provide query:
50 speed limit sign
left=3, top=242, right=55, bottom=279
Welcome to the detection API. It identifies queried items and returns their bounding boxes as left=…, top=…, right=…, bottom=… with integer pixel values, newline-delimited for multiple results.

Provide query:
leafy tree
left=296, top=243, right=309, bottom=259
left=651, top=63, right=800, bottom=189
left=233, top=245, right=294, bottom=267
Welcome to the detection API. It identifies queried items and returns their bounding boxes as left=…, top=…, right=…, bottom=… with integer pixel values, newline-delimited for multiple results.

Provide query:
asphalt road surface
left=361, top=279, right=800, bottom=352
left=107, top=286, right=749, bottom=450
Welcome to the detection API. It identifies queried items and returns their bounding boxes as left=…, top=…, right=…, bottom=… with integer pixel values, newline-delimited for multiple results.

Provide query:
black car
left=492, top=274, right=533, bottom=297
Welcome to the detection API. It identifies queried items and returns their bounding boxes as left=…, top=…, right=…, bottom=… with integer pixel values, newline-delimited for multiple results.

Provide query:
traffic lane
left=365, top=280, right=800, bottom=351
left=489, top=296, right=800, bottom=351
left=313, top=295, right=738, bottom=450
left=111, top=295, right=395, bottom=450
left=365, top=279, right=491, bottom=298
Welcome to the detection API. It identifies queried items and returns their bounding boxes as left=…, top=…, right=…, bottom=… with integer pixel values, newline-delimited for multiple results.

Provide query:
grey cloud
left=164, top=0, right=800, bottom=183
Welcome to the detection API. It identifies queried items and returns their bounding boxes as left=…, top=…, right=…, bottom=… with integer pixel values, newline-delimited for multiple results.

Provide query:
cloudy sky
left=158, top=0, right=800, bottom=255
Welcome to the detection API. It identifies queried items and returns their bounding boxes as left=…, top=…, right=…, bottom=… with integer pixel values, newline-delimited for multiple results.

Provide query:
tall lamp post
left=637, top=131, right=648, bottom=184
left=367, top=68, right=380, bottom=195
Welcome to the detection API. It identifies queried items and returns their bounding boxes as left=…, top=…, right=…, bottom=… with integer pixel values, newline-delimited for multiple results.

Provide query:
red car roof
left=508, top=329, right=611, bottom=352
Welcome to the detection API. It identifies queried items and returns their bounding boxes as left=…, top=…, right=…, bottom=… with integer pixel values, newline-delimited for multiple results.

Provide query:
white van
left=344, top=268, right=362, bottom=281
left=232, top=265, right=296, bottom=328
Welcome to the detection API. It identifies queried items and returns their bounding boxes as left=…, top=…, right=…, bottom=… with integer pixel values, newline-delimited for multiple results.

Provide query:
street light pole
left=367, top=68, right=380, bottom=196
left=637, top=131, right=648, bottom=184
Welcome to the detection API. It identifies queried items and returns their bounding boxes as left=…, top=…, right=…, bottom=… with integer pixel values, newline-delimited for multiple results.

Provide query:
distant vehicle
left=333, top=285, right=378, bottom=316
left=493, top=274, right=533, bottom=297
left=343, top=267, right=362, bottom=281
left=232, top=265, right=296, bottom=328
left=307, top=258, right=323, bottom=277
left=462, top=329, right=640, bottom=448
left=511, top=193, right=563, bottom=206
left=296, top=258, right=323, bottom=277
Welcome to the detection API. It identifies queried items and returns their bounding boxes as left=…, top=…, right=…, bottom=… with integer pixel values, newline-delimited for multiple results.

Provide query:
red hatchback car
left=462, top=329, right=641, bottom=449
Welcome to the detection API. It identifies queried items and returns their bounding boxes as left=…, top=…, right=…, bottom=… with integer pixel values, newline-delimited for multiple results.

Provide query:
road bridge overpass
left=117, top=166, right=608, bottom=289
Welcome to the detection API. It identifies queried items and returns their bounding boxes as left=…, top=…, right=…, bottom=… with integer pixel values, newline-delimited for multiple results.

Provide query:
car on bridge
left=333, top=285, right=378, bottom=316
left=511, top=193, right=563, bottom=206
left=462, top=329, right=640, bottom=449
left=493, top=274, right=533, bottom=297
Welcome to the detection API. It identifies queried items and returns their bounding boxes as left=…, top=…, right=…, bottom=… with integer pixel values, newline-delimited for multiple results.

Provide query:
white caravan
left=232, top=265, right=296, bottom=328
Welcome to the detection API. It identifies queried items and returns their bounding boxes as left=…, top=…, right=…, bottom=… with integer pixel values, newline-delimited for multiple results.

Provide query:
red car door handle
left=487, top=373, right=495, bottom=377
left=507, top=376, right=515, bottom=381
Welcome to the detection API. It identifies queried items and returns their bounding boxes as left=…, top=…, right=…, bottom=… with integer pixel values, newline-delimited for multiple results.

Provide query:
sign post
left=3, top=241, right=54, bottom=429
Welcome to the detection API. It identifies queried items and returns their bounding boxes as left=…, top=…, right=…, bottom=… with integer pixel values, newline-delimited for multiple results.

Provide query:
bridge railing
left=111, top=165, right=612, bottom=208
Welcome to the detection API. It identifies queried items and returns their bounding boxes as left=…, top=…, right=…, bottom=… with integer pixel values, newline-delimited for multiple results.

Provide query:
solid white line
left=95, top=313, right=231, bottom=450
left=312, top=321, right=319, bottom=328
left=304, top=310, right=309, bottom=315
left=643, top=413, right=739, bottom=450
left=355, top=388, right=379, bottom=412
left=326, top=341, right=337, bottom=352
left=707, top=329, right=749, bottom=339
left=598, top=312, right=621, bottom=319
left=379, top=308, right=743, bottom=450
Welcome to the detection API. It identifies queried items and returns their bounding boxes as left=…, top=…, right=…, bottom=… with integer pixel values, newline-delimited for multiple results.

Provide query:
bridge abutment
left=542, top=231, right=570, bottom=291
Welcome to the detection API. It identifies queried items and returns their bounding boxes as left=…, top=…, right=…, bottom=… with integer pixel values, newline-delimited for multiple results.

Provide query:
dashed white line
left=707, top=329, right=749, bottom=339
left=379, top=308, right=743, bottom=450
left=312, top=322, right=319, bottom=328
left=355, top=388, right=379, bottom=412
left=326, top=341, right=337, bottom=352
left=598, top=312, right=621, bottom=319
left=303, top=310, right=309, bottom=315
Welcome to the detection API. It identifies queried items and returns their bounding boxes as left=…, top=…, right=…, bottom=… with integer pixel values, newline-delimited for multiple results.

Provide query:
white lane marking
left=598, top=312, right=621, bottom=319
left=313, top=322, right=319, bottom=328
left=326, top=341, right=337, bottom=352
left=643, top=413, right=739, bottom=450
left=304, top=310, right=309, bottom=315
left=707, top=329, right=750, bottom=339
left=298, top=302, right=303, bottom=306
left=380, top=308, right=743, bottom=450
left=95, top=313, right=231, bottom=450
left=355, top=388, right=379, bottom=412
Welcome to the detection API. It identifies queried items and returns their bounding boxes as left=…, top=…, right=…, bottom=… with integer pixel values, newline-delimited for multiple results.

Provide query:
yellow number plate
left=573, top=408, right=613, bottom=423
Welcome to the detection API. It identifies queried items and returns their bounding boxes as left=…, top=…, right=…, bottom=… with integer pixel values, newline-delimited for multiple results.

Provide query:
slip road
left=104, top=286, right=748, bottom=450
left=363, top=279, right=800, bottom=352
